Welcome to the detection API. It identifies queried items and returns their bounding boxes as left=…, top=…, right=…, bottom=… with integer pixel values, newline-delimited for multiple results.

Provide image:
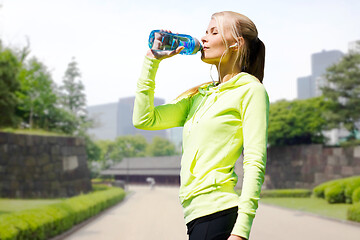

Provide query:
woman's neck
left=216, top=62, right=241, bottom=83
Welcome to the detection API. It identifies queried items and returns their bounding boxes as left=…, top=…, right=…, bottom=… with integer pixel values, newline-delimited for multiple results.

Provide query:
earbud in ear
left=229, top=43, right=238, bottom=48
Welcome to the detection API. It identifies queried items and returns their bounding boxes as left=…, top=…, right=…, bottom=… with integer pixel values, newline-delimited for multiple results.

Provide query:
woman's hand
left=146, top=46, right=184, bottom=60
left=146, top=29, right=185, bottom=60
left=227, top=234, right=247, bottom=240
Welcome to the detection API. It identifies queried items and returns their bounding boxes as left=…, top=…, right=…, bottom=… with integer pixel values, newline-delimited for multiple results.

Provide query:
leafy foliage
left=313, top=175, right=360, bottom=204
left=321, top=42, right=360, bottom=142
left=0, top=187, right=125, bottom=240
left=59, top=57, right=89, bottom=132
left=260, top=189, right=312, bottom=198
left=268, top=97, right=328, bottom=146
left=0, top=42, right=21, bottom=127
left=16, top=57, right=59, bottom=130
left=348, top=202, right=360, bottom=223
left=89, top=135, right=178, bottom=177
left=60, top=58, right=86, bottom=115
left=147, top=136, right=177, bottom=156
left=352, top=187, right=360, bottom=203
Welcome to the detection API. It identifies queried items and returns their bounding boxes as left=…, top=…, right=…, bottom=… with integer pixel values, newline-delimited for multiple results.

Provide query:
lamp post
left=126, top=157, right=129, bottom=185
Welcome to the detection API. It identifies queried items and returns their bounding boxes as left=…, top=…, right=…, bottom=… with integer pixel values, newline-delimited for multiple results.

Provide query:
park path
left=65, top=185, right=360, bottom=240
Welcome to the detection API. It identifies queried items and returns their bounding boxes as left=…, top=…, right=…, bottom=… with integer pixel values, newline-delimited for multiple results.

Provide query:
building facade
left=101, top=156, right=182, bottom=185
left=87, top=96, right=168, bottom=142
left=297, top=76, right=314, bottom=100
left=87, top=102, right=118, bottom=140
left=297, top=49, right=344, bottom=99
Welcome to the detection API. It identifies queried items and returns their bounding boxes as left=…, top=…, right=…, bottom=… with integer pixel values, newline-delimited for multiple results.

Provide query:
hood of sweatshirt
left=186, top=72, right=261, bottom=134
left=198, top=72, right=260, bottom=96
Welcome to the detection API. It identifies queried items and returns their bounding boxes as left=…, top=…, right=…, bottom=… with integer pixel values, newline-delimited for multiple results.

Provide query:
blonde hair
left=176, top=11, right=265, bottom=100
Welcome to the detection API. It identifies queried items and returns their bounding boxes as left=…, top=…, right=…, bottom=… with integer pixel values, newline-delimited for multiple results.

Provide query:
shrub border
left=348, top=202, right=360, bottom=223
left=260, top=189, right=312, bottom=198
left=0, top=187, right=126, bottom=240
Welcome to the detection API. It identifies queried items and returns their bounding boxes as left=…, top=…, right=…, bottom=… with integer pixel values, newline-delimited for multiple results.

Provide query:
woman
left=133, top=11, right=269, bottom=240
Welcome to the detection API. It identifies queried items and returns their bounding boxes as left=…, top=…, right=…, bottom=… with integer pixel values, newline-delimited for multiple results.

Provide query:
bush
left=92, top=184, right=112, bottom=192
left=313, top=179, right=340, bottom=198
left=345, top=178, right=360, bottom=203
left=353, top=187, right=360, bottom=203
left=91, top=177, right=114, bottom=184
left=347, top=202, right=360, bottom=223
left=313, top=176, right=360, bottom=204
left=324, top=183, right=346, bottom=203
left=0, top=187, right=125, bottom=240
left=261, top=189, right=312, bottom=198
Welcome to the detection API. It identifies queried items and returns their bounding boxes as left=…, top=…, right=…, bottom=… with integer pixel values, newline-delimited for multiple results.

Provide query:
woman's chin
left=201, top=55, right=216, bottom=64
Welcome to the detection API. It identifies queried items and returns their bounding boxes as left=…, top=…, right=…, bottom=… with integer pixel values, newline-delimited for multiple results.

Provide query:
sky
left=1, top=0, right=359, bottom=106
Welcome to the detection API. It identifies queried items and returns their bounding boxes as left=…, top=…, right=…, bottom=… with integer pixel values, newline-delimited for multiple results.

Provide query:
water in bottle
left=148, top=30, right=203, bottom=55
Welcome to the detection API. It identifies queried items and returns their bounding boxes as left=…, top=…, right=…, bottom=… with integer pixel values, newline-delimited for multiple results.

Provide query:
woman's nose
left=201, top=36, right=206, bottom=44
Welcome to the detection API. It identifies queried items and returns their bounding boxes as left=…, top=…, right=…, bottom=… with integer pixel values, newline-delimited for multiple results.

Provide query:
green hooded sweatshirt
left=133, top=56, right=269, bottom=239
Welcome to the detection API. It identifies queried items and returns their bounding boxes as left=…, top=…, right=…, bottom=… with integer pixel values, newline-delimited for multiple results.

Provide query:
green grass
left=0, top=128, right=68, bottom=137
left=260, top=197, right=351, bottom=221
left=0, top=199, right=62, bottom=215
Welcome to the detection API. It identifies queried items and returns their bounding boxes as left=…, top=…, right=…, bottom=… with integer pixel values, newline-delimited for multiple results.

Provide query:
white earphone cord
left=210, top=47, right=230, bottom=86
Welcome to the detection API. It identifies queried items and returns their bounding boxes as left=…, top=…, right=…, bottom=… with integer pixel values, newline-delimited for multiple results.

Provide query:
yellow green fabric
left=133, top=56, right=269, bottom=239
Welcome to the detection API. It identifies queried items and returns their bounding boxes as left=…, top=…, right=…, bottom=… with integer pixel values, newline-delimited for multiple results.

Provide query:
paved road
left=65, top=185, right=360, bottom=240
left=66, top=185, right=187, bottom=240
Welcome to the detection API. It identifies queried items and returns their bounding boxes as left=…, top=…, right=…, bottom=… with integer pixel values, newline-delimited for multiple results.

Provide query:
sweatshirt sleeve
left=133, top=56, right=190, bottom=130
left=231, top=83, right=269, bottom=239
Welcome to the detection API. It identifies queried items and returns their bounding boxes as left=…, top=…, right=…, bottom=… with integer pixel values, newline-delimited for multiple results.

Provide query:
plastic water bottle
left=148, top=30, right=203, bottom=55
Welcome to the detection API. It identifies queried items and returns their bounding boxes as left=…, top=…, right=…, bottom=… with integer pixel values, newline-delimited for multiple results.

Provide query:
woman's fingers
left=175, top=46, right=185, bottom=54
left=146, top=46, right=185, bottom=60
left=147, top=30, right=184, bottom=60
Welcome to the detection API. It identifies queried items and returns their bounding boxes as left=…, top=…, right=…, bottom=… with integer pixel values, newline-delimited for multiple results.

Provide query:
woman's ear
left=230, top=37, right=244, bottom=51
left=238, top=37, right=245, bottom=48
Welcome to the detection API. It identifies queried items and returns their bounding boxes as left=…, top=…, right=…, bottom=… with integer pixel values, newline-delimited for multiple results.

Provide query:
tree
left=83, top=134, right=101, bottom=162
left=16, top=57, right=58, bottom=129
left=60, top=58, right=87, bottom=117
left=111, top=135, right=148, bottom=161
left=95, top=135, right=148, bottom=166
left=59, top=57, right=93, bottom=136
left=321, top=42, right=360, bottom=141
left=147, top=136, right=177, bottom=156
left=268, top=97, right=328, bottom=146
left=0, top=42, right=21, bottom=127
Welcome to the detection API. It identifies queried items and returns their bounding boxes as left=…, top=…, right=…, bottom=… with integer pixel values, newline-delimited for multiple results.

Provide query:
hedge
left=92, top=184, right=112, bottom=192
left=260, top=189, right=312, bottom=198
left=313, top=179, right=340, bottom=198
left=313, top=176, right=360, bottom=204
left=236, top=189, right=312, bottom=198
left=324, top=183, right=346, bottom=203
left=347, top=202, right=360, bottom=223
left=0, top=187, right=126, bottom=240
left=353, top=187, right=360, bottom=203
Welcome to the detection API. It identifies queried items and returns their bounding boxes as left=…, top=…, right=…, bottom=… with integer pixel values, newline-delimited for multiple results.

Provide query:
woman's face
left=201, top=18, right=235, bottom=65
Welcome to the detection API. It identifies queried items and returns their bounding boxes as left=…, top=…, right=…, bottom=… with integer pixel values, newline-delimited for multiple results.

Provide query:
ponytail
left=245, top=38, right=265, bottom=82
left=175, top=11, right=266, bottom=100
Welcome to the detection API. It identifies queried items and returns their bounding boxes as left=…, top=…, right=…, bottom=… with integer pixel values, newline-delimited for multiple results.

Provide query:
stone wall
left=0, top=132, right=92, bottom=198
left=265, top=144, right=360, bottom=189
